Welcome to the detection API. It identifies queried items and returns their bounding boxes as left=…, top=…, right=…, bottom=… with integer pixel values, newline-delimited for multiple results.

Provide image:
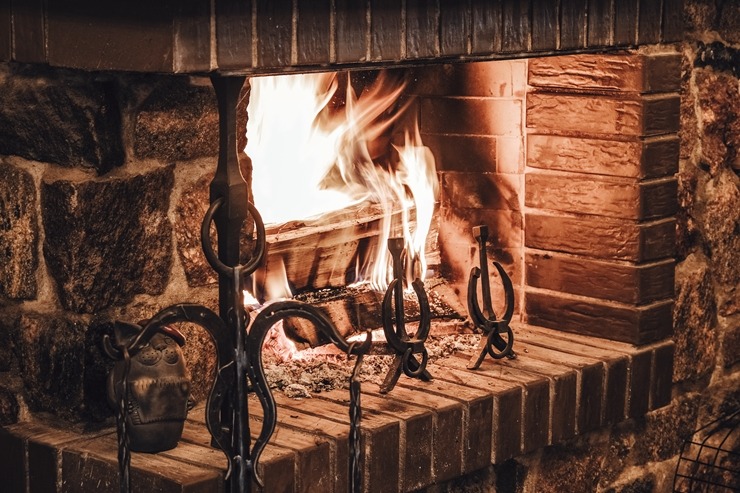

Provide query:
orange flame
left=245, top=70, right=437, bottom=291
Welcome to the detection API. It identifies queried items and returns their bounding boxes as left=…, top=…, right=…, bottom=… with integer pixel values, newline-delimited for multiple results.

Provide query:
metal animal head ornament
left=103, top=320, right=191, bottom=453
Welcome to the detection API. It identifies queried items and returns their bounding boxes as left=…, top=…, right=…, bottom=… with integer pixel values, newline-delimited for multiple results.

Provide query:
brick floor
left=0, top=324, right=674, bottom=493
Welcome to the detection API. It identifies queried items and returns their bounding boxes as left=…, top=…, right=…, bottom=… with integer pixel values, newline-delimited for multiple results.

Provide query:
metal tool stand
left=467, top=225, right=516, bottom=370
left=108, top=75, right=372, bottom=493
left=379, top=237, right=433, bottom=394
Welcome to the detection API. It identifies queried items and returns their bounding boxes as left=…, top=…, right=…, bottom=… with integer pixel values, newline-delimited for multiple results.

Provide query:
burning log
left=283, top=275, right=465, bottom=347
left=253, top=200, right=440, bottom=295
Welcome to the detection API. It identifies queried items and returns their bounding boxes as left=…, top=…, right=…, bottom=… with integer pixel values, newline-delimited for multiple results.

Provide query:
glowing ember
left=245, top=71, right=438, bottom=290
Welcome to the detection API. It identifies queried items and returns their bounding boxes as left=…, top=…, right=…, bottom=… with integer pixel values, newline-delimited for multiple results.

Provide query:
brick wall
left=524, top=52, right=681, bottom=345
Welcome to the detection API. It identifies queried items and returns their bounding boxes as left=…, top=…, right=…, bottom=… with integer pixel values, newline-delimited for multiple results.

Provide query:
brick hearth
left=1, top=324, right=673, bottom=493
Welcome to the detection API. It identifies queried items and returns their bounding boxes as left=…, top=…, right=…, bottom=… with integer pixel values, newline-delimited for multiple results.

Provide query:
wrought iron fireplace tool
left=106, top=75, right=372, bottom=493
left=379, top=237, right=433, bottom=393
left=467, top=225, right=516, bottom=370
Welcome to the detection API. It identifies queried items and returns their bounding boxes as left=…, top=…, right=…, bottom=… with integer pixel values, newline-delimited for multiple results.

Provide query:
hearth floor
left=0, top=324, right=673, bottom=493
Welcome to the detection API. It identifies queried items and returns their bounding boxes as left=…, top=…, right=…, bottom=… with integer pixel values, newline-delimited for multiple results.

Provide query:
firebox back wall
left=413, top=51, right=679, bottom=345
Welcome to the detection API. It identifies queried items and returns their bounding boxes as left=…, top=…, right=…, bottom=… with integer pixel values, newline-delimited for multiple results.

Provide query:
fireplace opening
left=0, top=38, right=679, bottom=490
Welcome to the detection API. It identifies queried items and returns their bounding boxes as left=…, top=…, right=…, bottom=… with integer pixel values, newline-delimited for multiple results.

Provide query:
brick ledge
left=0, top=324, right=674, bottom=493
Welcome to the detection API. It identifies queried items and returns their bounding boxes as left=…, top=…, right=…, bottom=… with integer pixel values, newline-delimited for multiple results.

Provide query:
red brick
left=256, top=395, right=350, bottom=493
left=398, top=368, right=493, bottom=473
left=496, top=136, right=524, bottom=173
left=527, top=134, right=679, bottom=179
left=525, top=171, right=676, bottom=220
left=525, top=251, right=675, bottom=305
left=443, top=354, right=550, bottom=455
left=518, top=324, right=656, bottom=423
left=629, top=348, right=653, bottom=418
left=411, top=60, right=525, bottom=97
left=443, top=172, right=521, bottom=211
left=416, top=364, right=514, bottom=464
left=47, top=3, right=174, bottom=72
left=511, top=331, right=607, bottom=435
left=525, top=288, right=673, bottom=344
left=421, top=97, right=523, bottom=136
left=528, top=53, right=681, bottom=93
left=385, top=384, right=464, bottom=483
left=525, top=212, right=676, bottom=262
left=360, top=391, right=435, bottom=491
left=61, top=433, right=223, bottom=493
left=527, top=92, right=680, bottom=137
left=423, top=134, right=497, bottom=173
left=276, top=392, right=400, bottom=493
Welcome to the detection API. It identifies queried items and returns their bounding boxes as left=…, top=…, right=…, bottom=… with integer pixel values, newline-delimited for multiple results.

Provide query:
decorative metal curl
left=467, top=225, right=516, bottom=370
left=245, top=300, right=372, bottom=486
left=379, top=238, right=433, bottom=394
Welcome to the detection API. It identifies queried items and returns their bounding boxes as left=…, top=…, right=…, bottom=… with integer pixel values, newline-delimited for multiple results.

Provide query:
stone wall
left=0, top=68, right=225, bottom=423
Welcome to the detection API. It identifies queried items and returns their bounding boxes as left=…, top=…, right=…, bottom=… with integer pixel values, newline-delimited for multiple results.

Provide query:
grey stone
left=534, top=438, right=606, bottom=493
left=174, top=153, right=255, bottom=288
left=175, top=173, right=217, bottom=287
left=698, top=170, right=740, bottom=290
left=0, top=313, right=18, bottom=372
left=632, top=393, right=701, bottom=464
left=0, top=162, right=38, bottom=299
left=0, top=64, right=124, bottom=173
left=0, top=386, right=19, bottom=425
left=694, top=69, right=740, bottom=175
left=17, top=313, right=87, bottom=422
left=603, top=476, right=655, bottom=493
left=42, top=166, right=174, bottom=313
left=673, top=252, right=718, bottom=383
left=134, top=79, right=218, bottom=162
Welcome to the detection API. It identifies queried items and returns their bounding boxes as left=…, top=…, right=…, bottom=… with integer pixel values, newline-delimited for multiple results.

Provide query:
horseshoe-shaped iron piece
left=467, top=225, right=516, bottom=370
left=380, top=238, right=433, bottom=394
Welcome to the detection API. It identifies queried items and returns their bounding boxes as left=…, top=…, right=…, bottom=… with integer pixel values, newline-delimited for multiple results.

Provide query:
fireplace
left=0, top=1, right=701, bottom=492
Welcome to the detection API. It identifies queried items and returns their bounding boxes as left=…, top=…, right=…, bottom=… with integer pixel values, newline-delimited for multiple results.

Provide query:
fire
left=245, top=70, right=438, bottom=291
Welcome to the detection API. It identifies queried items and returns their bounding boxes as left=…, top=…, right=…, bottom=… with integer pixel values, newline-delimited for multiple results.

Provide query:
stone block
left=525, top=289, right=673, bottom=344
left=525, top=252, right=674, bottom=305
left=535, top=439, right=605, bottom=493
left=134, top=80, right=219, bottom=162
left=0, top=65, right=124, bottom=173
left=525, top=212, right=675, bottom=262
left=0, top=387, right=19, bottom=425
left=17, top=313, right=86, bottom=421
left=527, top=92, right=680, bottom=137
left=42, top=166, right=174, bottom=313
left=0, top=162, right=37, bottom=299
left=526, top=171, right=677, bottom=220
left=672, top=253, right=717, bottom=383
left=527, top=134, right=679, bottom=179
left=528, top=53, right=682, bottom=93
